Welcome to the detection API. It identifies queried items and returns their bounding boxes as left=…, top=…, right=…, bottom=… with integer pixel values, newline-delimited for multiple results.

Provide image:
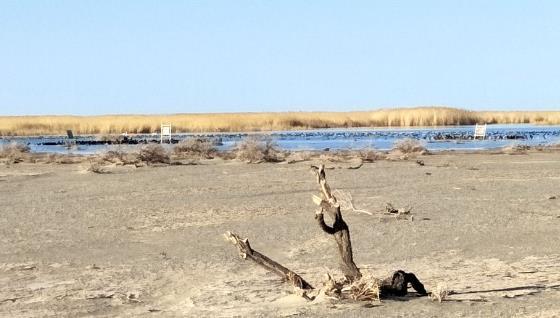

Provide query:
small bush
left=102, top=147, right=139, bottom=165
left=392, top=138, right=428, bottom=154
left=174, top=138, right=217, bottom=159
left=234, top=136, right=282, bottom=163
left=358, top=148, right=385, bottom=162
left=138, top=144, right=170, bottom=164
left=0, top=142, right=31, bottom=163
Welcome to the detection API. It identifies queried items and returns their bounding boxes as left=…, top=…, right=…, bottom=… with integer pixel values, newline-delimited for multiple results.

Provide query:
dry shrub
left=174, top=137, right=217, bottom=159
left=0, top=142, right=31, bottom=163
left=102, top=147, right=139, bottom=165
left=393, top=138, right=428, bottom=154
left=358, top=148, right=386, bottom=162
left=138, top=144, right=170, bottom=164
left=235, top=136, right=282, bottom=163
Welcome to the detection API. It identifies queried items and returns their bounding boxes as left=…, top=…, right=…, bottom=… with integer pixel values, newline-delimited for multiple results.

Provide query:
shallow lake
left=2, top=124, right=560, bottom=154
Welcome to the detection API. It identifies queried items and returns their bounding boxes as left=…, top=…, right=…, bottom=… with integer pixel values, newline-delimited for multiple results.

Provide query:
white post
left=161, top=123, right=172, bottom=144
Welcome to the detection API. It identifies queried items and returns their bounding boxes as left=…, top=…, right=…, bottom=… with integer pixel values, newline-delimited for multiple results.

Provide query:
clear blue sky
left=1, top=1, right=559, bottom=115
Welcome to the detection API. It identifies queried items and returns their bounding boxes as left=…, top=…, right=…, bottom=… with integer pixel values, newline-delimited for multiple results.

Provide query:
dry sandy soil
left=1, top=152, right=560, bottom=317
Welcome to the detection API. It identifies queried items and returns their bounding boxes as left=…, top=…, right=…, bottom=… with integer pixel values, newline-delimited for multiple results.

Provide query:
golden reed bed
left=1, top=107, right=559, bottom=136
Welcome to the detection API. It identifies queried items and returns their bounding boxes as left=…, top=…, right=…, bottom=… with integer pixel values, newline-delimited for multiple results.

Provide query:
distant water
left=2, top=124, right=560, bottom=155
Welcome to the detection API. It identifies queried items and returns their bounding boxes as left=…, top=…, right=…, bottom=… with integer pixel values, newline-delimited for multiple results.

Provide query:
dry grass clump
left=138, top=144, right=170, bottom=164
left=387, top=139, right=428, bottom=160
left=3, top=107, right=560, bottom=136
left=345, top=274, right=381, bottom=302
left=318, top=273, right=380, bottom=302
left=173, top=137, right=217, bottom=159
left=0, top=142, right=31, bottom=163
left=234, top=136, right=283, bottom=163
left=393, top=138, right=428, bottom=154
left=358, top=148, right=386, bottom=162
left=101, top=147, right=140, bottom=165
left=430, top=283, right=450, bottom=303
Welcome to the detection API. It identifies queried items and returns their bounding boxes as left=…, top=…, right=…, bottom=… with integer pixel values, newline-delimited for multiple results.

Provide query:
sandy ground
left=1, top=152, right=560, bottom=317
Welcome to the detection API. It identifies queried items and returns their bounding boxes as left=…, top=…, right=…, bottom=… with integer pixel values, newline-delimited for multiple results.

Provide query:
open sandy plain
left=1, top=152, right=560, bottom=317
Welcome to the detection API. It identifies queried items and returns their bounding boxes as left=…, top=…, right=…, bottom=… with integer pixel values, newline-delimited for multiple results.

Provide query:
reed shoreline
left=2, top=107, right=560, bottom=136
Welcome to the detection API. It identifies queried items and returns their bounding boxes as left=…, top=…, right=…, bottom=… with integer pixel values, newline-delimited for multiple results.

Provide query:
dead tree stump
left=310, top=164, right=361, bottom=281
left=224, top=165, right=428, bottom=301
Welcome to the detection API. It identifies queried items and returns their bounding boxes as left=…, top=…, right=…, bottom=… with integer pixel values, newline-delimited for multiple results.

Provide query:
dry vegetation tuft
left=3, top=107, right=560, bottom=136
left=393, top=138, right=428, bottom=154
left=346, top=274, right=381, bottom=302
left=234, top=136, right=283, bottom=163
left=173, top=137, right=217, bottom=159
left=138, top=144, right=170, bottom=164
left=358, top=148, right=386, bottom=162
left=387, top=139, right=428, bottom=160
left=430, top=283, right=450, bottom=303
left=101, top=147, right=140, bottom=165
left=0, top=142, right=31, bottom=164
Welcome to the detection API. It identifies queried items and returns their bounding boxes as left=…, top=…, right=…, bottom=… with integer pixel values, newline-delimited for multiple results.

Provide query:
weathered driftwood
left=310, top=164, right=361, bottom=281
left=224, top=231, right=313, bottom=290
left=224, top=165, right=428, bottom=301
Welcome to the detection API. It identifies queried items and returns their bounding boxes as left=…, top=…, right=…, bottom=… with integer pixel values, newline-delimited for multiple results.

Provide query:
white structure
left=160, top=123, right=172, bottom=143
left=474, top=123, right=487, bottom=140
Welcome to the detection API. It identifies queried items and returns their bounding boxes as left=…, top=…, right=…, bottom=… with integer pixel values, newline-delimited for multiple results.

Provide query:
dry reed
left=2, top=107, right=560, bottom=136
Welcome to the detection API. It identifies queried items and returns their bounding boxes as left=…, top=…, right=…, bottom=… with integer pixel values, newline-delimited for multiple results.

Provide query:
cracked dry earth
left=1, top=152, right=560, bottom=317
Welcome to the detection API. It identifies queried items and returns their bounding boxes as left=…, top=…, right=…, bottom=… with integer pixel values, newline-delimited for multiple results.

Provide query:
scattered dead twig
left=85, top=291, right=115, bottom=300
left=332, top=189, right=373, bottom=215
left=384, top=203, right=413, bottom=221
left=1, top=297, right=21, bottom=303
